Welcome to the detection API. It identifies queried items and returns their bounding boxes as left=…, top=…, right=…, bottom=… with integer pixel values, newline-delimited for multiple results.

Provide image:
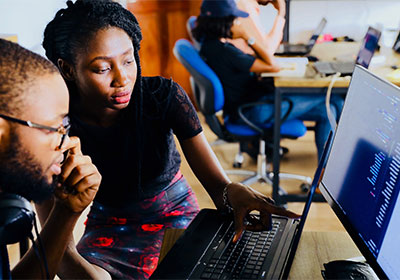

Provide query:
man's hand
left=55, top=136, right=101, bottom=213
left=225, top=182, right=300, bottom=243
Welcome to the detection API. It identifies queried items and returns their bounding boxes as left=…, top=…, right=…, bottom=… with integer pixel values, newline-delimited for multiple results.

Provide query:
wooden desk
left=274, top=42, right=400, bottom=88
left=289, top=231, right=362, bottom=279
left=159, top=229, right=362, bottom=279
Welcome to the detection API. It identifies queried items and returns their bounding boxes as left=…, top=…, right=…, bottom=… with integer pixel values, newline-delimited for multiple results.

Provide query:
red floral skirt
left=76, top=171, right=200, bottom=279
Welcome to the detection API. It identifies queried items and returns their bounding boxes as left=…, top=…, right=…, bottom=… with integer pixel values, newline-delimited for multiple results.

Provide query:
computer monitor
left=356, top=26, right=382, bottom=68
left=319, top=65, right=400, bottom=279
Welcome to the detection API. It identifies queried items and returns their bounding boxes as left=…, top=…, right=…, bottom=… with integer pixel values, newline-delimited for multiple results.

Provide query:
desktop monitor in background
left=356, top=26, right=382, bottom=68
left=319, top=65, right=400, bottom=279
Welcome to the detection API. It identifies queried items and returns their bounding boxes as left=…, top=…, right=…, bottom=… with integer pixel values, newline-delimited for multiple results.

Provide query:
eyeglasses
left=0, top=114, right=71, bottom=149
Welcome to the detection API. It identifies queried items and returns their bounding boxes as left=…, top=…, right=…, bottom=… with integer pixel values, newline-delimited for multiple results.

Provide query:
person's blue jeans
left=241, top=94, right=344, bottom=160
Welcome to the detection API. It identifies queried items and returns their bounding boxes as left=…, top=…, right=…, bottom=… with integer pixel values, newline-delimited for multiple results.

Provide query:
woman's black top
left=70, top=77, right=203, bottom=207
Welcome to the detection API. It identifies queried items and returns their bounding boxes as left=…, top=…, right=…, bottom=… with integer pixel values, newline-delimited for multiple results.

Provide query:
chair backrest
left=173, top=39, right=224, bottom=114
left=186, top=16, right=201, bottom=50
left=173, top=38, right=227, bottom=139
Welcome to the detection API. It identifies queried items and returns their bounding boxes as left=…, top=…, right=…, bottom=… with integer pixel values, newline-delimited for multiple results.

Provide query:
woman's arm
left=264, top=0, right=286, bottom=53
left=179, top=132, right=300, bottom=242
left=231, top=18, right=280, bottom=73
left=179, top=132, right=230, bottom=210
left=235, top=0, right=285, bottom=57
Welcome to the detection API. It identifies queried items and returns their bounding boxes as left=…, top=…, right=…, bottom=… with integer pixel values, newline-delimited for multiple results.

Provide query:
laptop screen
left=320, top=65, right=400, bottom=279
left=307, top=17, right=327, bottom=48
left=356, top=26, right=381, bottom=68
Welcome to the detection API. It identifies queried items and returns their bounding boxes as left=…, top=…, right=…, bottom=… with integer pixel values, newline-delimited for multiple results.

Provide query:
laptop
left=393, top=29, right=400, bottom=53
left=314, top=26, right=381, bottom=76
left=318, top=65, right=400, bottom=279
left=151, top=133, right=333, bottom=280
left=275, top=18, right=327, bottom=56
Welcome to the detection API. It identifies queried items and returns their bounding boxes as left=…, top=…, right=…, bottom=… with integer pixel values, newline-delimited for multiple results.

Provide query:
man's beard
left=0, top=131, right=58, bottom=202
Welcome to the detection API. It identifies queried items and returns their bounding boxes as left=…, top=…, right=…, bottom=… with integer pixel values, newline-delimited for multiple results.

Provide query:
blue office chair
left=186, top=16, right=201, bottom=50
left=173, top=38, right=312, bottom=191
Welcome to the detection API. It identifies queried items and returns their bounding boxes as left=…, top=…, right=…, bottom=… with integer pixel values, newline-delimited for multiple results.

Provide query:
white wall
left=0, top=0, right=67, bottom=56
left=259, top=0, right=400, bottom=47
left=0, top=0, right=399, bottom=55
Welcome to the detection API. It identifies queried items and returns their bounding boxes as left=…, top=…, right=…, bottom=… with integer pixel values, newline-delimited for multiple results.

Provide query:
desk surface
left=272, top=42, right=400, bottom=88
left=159, top=229, right=362, bottom=279
left=289, top=231, right=362, bottom=279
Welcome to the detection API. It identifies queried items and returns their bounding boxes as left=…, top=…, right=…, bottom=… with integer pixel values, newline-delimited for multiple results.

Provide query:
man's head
left=0, top=39, right=70, bottom=202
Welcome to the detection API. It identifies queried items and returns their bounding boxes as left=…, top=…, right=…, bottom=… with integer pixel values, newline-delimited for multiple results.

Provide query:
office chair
left=186, top=16, right=201, bottom=50
left=173, top=39, right=312, bottom=197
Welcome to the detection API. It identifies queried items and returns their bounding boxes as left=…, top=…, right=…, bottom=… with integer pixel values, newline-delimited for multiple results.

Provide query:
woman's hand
left=55, top=136, right=101, bottom=213
left=225, top=182, right=301, bottom=243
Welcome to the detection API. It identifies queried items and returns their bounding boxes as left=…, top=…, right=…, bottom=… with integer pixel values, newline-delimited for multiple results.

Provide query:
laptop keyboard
left=199, top=220, right=281, bottom=280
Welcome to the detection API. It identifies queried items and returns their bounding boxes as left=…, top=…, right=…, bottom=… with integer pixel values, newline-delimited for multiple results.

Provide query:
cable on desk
left=325, top=72, right=341, bottom=131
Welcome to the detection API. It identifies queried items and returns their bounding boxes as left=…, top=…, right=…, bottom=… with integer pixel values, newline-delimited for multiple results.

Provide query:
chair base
left=226, top=140, right=312, bottom=200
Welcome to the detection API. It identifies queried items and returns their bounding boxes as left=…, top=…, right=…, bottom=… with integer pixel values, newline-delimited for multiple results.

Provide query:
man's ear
left=57, top=59, right=75, bottom=81
left=0, top=117, right=10, bottom=149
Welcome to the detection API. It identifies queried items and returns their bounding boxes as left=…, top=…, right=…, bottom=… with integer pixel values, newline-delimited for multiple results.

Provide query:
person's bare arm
left=235, top=0, right=285, bottom=55
left=231, top=18, right=280, bottom=73
left=264, top=0, right=286, bottom=53
left=179, top=133, right=300, bottom=242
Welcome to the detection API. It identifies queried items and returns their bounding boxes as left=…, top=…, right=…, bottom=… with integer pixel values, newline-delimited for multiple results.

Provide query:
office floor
left=7, top=115, right=345, bottom=269
left=181, top=116, right=344, bottom=232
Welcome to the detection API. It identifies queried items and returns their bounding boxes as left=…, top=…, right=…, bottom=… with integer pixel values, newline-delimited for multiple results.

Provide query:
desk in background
left=268, top=42, right=400, bottom=205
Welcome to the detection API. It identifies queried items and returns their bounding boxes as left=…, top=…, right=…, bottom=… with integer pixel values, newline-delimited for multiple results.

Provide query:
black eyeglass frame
left=0, top=114, right=71, bottom=148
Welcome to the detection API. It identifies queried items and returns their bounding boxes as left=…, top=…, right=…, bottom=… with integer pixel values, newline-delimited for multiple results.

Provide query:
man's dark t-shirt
left=1, top=245, right=11, bottom=280
left=199, top=39, right=274, bottom=119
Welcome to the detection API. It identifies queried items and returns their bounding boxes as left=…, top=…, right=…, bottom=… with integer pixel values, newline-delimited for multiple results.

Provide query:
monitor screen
left=307, top=17, right=327, bottom=48
left=356, top=27, right=381, bottom=68
left=320, top=65, right=400, bottom=279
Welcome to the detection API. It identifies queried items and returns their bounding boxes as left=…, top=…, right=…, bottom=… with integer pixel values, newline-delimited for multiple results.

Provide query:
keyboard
left=199, top=220, right=281, bottom=280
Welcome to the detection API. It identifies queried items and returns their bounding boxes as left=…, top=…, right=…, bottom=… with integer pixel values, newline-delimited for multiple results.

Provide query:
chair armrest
left=237, top=98, right=294, bottom=135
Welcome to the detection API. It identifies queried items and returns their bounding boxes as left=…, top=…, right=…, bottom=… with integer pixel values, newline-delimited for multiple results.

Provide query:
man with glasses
left=0, top=39, right=102, bottom=279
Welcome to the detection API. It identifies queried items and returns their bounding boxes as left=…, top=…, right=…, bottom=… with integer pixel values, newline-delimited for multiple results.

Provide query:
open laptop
left=275, top=18, right=327, bottom=56
left=319, top=65, right=400, bottom=279
left=314, top=26, right=381, bottom=76
left=393, top=29, right=400, bottom=53
left=151, top=133, right=333, bottom=280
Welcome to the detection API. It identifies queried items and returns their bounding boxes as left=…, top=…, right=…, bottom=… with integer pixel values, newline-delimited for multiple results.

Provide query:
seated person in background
left=192, top=0, right=344, bottom=160
left=0, top=39, right=101, bottom=279
left=39, top=0, right=301, bottom=279
left=230, top=0, right=286, bottom=56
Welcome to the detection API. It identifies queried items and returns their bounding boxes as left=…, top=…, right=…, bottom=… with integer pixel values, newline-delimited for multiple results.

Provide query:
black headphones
left=0, top=193, right=35, bottom=245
